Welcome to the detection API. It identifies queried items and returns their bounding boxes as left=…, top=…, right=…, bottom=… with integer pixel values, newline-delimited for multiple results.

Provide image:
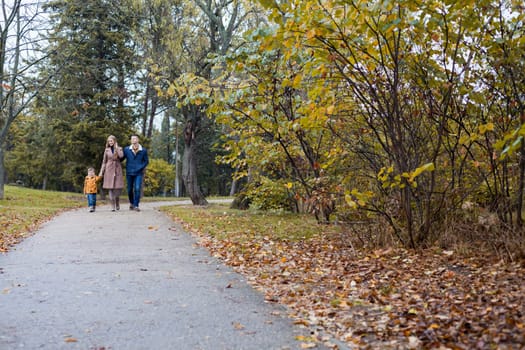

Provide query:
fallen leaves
left=232, top=322, right=245, bottom=330
left=165, top=204, right=525, bottom=349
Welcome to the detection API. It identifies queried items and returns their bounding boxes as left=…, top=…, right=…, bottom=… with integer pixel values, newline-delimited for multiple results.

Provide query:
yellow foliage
left=478, top=122, right=495, bottom=134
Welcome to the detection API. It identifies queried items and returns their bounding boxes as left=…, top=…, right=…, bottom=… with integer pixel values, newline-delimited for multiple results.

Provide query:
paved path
left=0, top=201, right=318, bottom=350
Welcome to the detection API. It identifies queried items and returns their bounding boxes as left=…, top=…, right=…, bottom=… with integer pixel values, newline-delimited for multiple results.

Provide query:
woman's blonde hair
left=105, top=135, right=117, bottom=147
left=105, top=135, right=120, bottom=159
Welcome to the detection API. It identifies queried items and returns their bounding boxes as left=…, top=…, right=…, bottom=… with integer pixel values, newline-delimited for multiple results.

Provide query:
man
left=122, top=134, right=149, bottom=211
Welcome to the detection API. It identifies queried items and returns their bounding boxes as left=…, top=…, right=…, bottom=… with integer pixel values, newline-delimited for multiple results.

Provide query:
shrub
left=245, top=177, right=293, bottom=211
left=144, top=158, right=175, bottom=196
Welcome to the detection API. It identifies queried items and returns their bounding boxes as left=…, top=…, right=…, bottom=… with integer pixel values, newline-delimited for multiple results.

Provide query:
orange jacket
left=83, top=175, right=102, bottom=194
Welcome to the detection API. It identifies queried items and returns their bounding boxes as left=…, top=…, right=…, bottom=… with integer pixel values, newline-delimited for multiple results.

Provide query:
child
left=83, top=167, right=102, bottom=212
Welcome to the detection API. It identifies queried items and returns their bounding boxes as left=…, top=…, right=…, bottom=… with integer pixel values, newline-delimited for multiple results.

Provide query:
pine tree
left=38, top=0, right=138, bottom=190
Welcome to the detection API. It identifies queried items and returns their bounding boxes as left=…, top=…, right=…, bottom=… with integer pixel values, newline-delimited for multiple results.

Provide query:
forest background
left=1, top=0, right=525, bottom=256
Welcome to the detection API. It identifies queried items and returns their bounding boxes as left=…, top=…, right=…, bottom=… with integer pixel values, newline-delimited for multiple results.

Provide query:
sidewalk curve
left=0, top=201, right=319, bottom=350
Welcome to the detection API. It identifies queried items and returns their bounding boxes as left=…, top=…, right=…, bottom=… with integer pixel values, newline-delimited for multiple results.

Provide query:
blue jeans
left=87, top=193, right=97, bottom=207
left=127, top=174, right=143, bottom=208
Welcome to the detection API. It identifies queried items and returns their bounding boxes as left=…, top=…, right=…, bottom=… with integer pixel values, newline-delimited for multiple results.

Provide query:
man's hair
left=130, top=134, right=139, bottom=139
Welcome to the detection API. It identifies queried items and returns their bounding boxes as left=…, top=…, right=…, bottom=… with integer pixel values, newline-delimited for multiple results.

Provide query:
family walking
left=84, top=134, right=149, bottom=212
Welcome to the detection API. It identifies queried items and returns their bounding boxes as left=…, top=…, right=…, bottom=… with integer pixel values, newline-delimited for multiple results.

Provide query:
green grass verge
left=161, top=203, right=341, bottom=243
left=0, top=185, right=85, bottom=251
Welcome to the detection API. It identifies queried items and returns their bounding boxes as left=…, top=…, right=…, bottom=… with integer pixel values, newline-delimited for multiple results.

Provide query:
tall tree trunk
left=147, top=91, right=158, bottom=139
left=0, top=147, right=5, bottom=199
left=182, top=116, right=207, bottom=205
left=142, top=81, right=150, bottom=137
left=175, top=118, right=181, bottom=197
left=0, top=2, right=20, bottom=200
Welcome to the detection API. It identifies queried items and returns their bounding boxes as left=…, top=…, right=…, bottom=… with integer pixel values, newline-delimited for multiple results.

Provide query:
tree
left=169, top=0, right=249, bottom=205
left=150, top=112, right=175, bottom=163
left=129, top=0, right=185, bottom=139
left=212, top=0, right=525, bottom=247
left=250, top=0, right=489, bottom=245
left=0, top=0, right=50, bottom=199
left=5, top=114, right=61, bottom=189
left=472, top=1, right=525, bottom=227
left=211, top=30, right=339, bottom=221
left=37, top=0, right=137, bottom=191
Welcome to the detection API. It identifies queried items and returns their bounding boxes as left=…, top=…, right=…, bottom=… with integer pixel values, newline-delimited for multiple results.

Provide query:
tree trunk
left=182, top=119, right=208, bottom=205
left=516, top=140, right=525, bottom=227
left=229, top=166, right=240, bottom=196
left=0, top=146, right=5, bottom=199
left=142, top=81, right=150, bottom=137
left=229, top=178, right=237, bottom=197
left=146, top=91, right=157, bottom=139
left=401, top=179, right=414, bottom=249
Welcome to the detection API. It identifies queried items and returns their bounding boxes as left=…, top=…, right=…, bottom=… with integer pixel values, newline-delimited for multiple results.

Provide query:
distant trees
left=6, top=0, right=242, bottom=197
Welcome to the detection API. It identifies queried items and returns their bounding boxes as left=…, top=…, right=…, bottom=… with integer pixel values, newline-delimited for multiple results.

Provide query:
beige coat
left=99, top=146, right=124, bottom=189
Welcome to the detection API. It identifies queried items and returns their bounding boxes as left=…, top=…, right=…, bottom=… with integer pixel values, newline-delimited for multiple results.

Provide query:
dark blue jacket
left=123, top=145, right=149, bottom=176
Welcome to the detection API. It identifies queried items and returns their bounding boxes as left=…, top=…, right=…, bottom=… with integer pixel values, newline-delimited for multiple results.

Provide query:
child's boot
left=89, top=206, right=94, bottom=212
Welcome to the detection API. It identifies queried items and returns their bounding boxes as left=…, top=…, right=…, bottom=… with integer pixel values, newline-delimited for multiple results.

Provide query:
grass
left=0, top=185, right=85, bottom=252
left=161, top=203, right=342, bottom=242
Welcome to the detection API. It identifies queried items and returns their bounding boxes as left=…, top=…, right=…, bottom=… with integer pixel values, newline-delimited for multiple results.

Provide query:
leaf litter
left=166, top=207, right=525, bottom=349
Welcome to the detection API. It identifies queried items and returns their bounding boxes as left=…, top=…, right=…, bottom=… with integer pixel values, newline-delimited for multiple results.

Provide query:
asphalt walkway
left=0, top=201, right=318, bottom=350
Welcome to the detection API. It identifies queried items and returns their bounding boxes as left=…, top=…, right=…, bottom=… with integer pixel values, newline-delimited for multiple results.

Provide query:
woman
left=99, top=135, right=124, bottom=211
